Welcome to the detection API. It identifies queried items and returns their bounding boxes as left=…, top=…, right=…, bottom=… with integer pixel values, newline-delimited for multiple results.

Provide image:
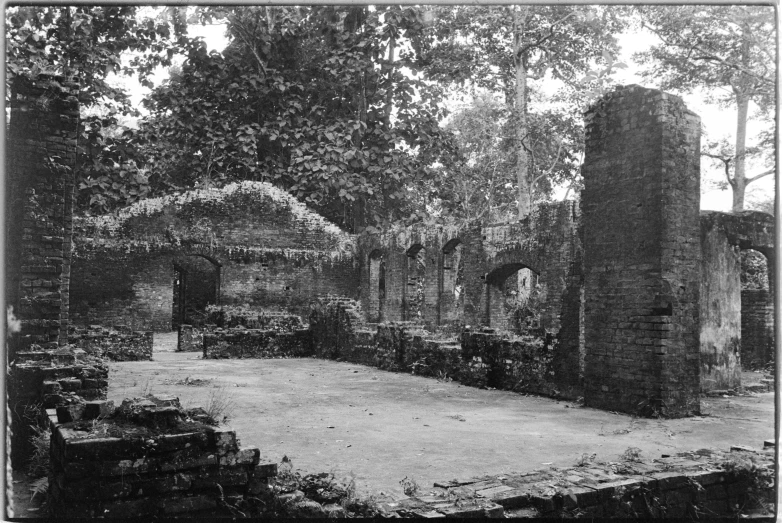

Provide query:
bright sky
left=118, top=8, right=774, bottom=213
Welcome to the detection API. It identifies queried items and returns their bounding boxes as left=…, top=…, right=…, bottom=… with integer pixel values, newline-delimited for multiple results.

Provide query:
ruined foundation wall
left=582, top=86, right=702, bottom=417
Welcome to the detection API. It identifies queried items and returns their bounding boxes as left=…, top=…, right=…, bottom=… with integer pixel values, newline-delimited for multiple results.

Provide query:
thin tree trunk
left=731, top=35, right=752, bottom=212
left=732, top=95, right=750, bottom=212
left=513, top=7, right=531, bottom=220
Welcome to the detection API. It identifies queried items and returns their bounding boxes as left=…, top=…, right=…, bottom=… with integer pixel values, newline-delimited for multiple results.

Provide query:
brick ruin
left=69, top=180, right=358, bottom=332
left=54, top=84, right=773, bottom=412
left=5, top=79, right=775, bottom=516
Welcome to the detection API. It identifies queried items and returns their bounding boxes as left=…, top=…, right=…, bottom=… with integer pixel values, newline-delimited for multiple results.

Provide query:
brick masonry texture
left=356, top=201, right=583, bottom=396
left=8, top=349, right=108, bottom=469
left=700, top=210, right=775, bottom=379
left=70, top=181, right=360, bottom=332
left=46, top=396, right=276, bottom=518
left=6, top=75, right=80, bottom=354
left=581, top=85, right=703, bottom=417
left=69, top=325, right=153, bottom=361
left=741, top=289, right=774, bottom=369
left=377, top=447, right=774, bottom=518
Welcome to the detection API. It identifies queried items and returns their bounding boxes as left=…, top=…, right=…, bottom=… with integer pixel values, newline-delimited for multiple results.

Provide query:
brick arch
left=488, top=248, right=541, bottom=276
left=439, top=238, right=464, bottom=325
left=179, top=244, right=223, bottom=266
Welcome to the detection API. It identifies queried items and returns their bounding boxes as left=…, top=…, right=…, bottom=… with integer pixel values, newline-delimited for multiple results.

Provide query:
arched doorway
left=173, top=255, right=222, bottom=328
left=485, top=262, right=539, bottom=334
left=440, top=239, right=464, bottom=324
left=740, top=248, right=773, bottom=369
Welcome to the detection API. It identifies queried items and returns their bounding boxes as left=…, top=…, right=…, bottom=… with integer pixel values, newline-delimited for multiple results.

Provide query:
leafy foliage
left=6, top=6, right=190, bottom=214
left=138, top=6, right=456, bottom=232
left=421, top=5, right=626, bottom=217
left=634, top=5, right=776, bottom=211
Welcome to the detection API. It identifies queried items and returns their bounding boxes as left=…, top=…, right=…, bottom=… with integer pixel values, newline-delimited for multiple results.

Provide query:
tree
left=431, top=91, right=582, bottom=224
left=635, top=5, right=776, bottom=211
left=139, top=6, right=455, bottom=232
left=422, top=5, right=625, bottom=219
left=6, top=6, right=191, bottom=213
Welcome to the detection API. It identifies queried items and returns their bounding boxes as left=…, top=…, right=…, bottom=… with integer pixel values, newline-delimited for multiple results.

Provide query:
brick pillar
left=581, top=85, right=701, bottom=418
left=6, top=75, right=79, bottom=355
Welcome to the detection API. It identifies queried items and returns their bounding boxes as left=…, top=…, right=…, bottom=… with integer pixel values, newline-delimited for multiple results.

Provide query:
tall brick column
left=6, top=75, right=79, bottom=356
left=581, top=85, right=701, bottom=417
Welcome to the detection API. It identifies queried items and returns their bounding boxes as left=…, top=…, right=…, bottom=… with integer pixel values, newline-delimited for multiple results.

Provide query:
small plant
left=205, top=384, right=236, bottom=424
left=29, top=477, right=48, bottom=503
left=399, top=476, right=420, bottom=497
left=27, top=425, right=51, bottom=478
left=576, top=453, right=597, bottom=467
left=621, top=447, right=643, bottom=462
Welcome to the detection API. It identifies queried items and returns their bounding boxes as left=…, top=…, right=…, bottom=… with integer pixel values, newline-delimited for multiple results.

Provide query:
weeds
left=205, top=384, right=236, bottom=424
left=399, top=476, right=420, bottom=497
left=576, top=453, right=597, bottom=467
left=27, top=425, right=51, bottom=478
left=621, top=447, right=643, bottom=462
left=29, top=477, right=48, bottom=503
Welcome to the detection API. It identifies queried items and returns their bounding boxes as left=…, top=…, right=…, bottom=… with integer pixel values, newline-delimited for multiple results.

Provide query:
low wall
left=378, top=447, right=774, bottom=518
left=203, top=299, right=563, bottom=399
left=69, top=325, right=153, bottom=361
left=47, top=396, right=277, bottom=518
left=8, top=348, right=108, bottom=470
left=461, top=330, right=556, bottom=395
left=203, top=328, right=312, bottom=359
left=178, top=325, right=205, bottom=352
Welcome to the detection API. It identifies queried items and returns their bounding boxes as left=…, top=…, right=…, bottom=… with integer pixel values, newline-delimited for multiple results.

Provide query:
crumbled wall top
left=75, top=181, right=355, bottom=257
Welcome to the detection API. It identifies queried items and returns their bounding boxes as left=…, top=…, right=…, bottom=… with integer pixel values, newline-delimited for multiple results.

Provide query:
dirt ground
left=101, top=332, right=775, bottom=499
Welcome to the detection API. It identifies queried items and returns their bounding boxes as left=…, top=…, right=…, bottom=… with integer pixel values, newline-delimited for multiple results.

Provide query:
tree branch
left=746, top=168, right=774, bottom=183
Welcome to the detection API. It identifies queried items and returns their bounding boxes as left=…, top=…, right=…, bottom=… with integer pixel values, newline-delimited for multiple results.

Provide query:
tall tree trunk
left=732, top=94, right=749, bottom=212
left=513, top=7, right=531, bottom=220
left=731, top=36, right=751, bottom=212
left=384, top=27, right=396, bottom=128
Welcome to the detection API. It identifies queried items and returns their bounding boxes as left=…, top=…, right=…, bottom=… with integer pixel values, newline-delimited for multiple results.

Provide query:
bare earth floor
left=102, top=333, right=775, bottom=499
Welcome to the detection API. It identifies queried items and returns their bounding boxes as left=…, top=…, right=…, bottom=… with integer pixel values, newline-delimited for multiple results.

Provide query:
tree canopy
left=6, top=6, right=775, bottom=226
left=137, top=6, right=455, bottom=232
left=6, top=6, right=190, bottom=212
left=635, top=5, right=776, bottom=211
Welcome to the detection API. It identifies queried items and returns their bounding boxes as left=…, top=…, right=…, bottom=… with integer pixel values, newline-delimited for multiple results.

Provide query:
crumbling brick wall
left=699, top=210, right=775, bottom=373
left=69, top=325, right=154, bottom=361
left=741, top=289, right=774, bottom=369
left=6, top=75, right=80, bottom=353
left=71, top=182, right=360, bottom=331
left=581, top=86, right=702, bottom=417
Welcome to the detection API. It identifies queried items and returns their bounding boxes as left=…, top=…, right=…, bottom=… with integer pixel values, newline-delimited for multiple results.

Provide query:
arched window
left=485, top=262, right=539, bottom=334
left=406, top=244, right=426, bottom=321
left=441, top=239, right=464, bottom=323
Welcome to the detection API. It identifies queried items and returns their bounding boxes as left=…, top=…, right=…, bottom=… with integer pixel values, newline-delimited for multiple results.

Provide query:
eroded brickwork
left=6, top=75, right=80, bottom=352
left=741, top=289, right=774, bottom=369
left=582, top=86, right=702, bottom=417
left=71, top=182, right=360, bottom=331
